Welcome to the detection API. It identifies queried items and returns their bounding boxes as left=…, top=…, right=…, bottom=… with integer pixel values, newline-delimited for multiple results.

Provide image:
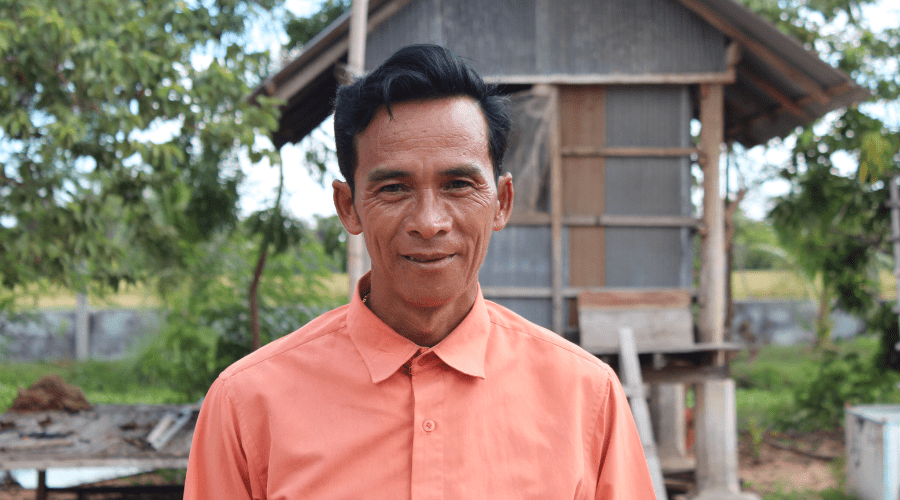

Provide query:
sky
left=240, top=0, right=900, bottom=223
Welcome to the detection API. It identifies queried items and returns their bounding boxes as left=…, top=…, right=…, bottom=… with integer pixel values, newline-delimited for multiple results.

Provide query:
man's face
left=333, top=96, right=513, bottom=309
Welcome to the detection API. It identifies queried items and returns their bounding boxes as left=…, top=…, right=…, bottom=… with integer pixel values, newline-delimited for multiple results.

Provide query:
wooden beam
left=549, top=84, right=565, bottom=335
left=643, top=364, right=729, bottom=385
left=506, top=213, right=701, bottom=228
left=561, top=146, right=699, bottom=158
left=579, top=289, right=692, bottom=309
left=482, top=286, right=553, bottom=298
left=742, top=70, right=811, bottom=120
left=698, top=84, right=726, bottom=353
left=486, top=71, right=735, bottom=86
left=567, top=214, right=701, bottom=228
left=675, top=0, right=830, bottom=104
left=270, top=0, right=412, bottom=100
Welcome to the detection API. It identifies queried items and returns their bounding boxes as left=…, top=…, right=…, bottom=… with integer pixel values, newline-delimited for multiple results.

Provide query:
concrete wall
left=729, top=299, right=866, bottom=346
left=0, top=299, right=868, bottom=361
left=0, top=309, right=161, bottom=361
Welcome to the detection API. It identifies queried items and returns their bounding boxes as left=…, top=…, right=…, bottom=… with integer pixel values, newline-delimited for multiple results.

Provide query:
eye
left=447, top=179, right=474, bottom=190
left=379, top=183, right=405, bottom=193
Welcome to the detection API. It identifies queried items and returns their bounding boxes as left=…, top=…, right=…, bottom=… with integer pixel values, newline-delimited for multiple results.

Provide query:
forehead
left=354, top=97, right=491, bottom=177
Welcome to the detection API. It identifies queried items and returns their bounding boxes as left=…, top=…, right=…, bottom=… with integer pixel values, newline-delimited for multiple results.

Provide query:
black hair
left=333, top=44, right=510, bottom=194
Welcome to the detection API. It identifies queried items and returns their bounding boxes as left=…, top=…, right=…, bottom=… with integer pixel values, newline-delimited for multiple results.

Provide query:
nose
left=408, top=190, right=451, bottom=239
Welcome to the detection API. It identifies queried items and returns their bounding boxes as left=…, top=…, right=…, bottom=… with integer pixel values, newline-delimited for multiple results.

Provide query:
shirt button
left=422, top=420, right=436, bottom=432
left=417, top=357, right=430, bottom=366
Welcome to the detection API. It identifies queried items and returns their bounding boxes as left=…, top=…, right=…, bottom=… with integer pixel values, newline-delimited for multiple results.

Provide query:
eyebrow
left=441, top=165, right=485, bottom=179
left=366, top=169, right=410, bottom=184
left=365, top=165, right=486, bottom=184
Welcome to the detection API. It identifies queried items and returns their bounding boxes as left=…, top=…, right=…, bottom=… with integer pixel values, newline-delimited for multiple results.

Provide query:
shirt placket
left=408, top=351, right=445, bottom=500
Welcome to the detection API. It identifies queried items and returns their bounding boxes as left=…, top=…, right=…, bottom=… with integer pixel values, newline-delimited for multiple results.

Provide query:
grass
left=0, top=359, right=191, bottom=411
left=732, top=269, right=897, bottom=300
left=731, top=335, right=898, bottom=430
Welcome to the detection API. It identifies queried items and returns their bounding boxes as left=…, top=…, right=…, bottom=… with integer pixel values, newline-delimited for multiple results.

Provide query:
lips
left=403, top=253, right=455, bottom=263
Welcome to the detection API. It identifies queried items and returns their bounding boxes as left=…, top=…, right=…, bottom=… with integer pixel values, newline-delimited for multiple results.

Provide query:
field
left=731, top=269, right=897, bottom=301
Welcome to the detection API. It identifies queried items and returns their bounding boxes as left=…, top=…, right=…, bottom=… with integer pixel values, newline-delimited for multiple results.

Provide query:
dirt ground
left=737, top=428, right=846, bottom=497
left=0, top=430, right=847, bottom=499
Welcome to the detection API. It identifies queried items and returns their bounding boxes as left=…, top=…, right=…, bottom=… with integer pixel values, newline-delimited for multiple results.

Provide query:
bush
left=778, top=345, right=900, bottom=431
left=135, top=228, right=342, bottom=400
left=869, top=302, right=900, bottom=372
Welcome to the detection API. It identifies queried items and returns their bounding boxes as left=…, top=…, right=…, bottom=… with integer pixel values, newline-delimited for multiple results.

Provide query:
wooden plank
left=561, top=146, right=699, bottom=158
left=579, top=289, right=691, bottom=309
left=482, top=286, right=552, bottom=298
left=674, top=0, right=829, bottom=104
left=569, top=228, right=605, bottom=286
left=618, top=327, right=669, bottom=500
left=485, top=71, right=735, bottom=86
left=560, top=85, right=606, bottom=290
left=559, top=86, right=605, bottom=151
left=566, top=214, right=700, bottom=228
left=579, top=307, right=694, bottom=353
left=643, top=364, right=729, bottom=385
left=507, top=213, right=701, bottom=228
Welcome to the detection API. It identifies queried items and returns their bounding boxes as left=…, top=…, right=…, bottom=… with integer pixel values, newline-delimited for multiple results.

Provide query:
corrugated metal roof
left=251, top=0, right=869, bottom=148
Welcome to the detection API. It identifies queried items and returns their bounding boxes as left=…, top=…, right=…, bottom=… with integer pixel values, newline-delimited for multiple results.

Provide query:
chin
left=402, top=292, right=456, bottom=309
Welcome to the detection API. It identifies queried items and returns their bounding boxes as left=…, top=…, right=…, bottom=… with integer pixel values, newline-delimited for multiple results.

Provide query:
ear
left=492, top=173, right=514, bottom=231
left=333, top=180, right=363, bottom=235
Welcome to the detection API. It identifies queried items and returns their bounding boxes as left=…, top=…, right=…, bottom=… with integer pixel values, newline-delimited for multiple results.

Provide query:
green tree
left=738, top=0, right=900, bottom=345
left=0, top=0, right=286, bottom=303
left=285, top=0, right=350, bottom=50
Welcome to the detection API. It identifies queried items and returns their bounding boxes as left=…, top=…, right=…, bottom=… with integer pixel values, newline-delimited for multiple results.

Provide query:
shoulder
left=484, top=299, right=615, bottom=379
left=218, top=304, right=350, bottom=380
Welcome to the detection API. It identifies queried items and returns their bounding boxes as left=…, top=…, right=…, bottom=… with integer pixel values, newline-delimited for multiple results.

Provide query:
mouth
left=403, top=254, right=455, bottom=264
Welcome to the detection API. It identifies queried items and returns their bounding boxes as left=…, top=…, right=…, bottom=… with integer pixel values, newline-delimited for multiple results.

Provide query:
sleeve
left=593, top=366, right=658, bottom=500
left=184, top=375, right=261, bottom=500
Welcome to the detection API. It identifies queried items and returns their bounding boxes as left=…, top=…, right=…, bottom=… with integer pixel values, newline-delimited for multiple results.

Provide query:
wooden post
left=36, top=470, right=47, bottom=500
left=345, top=0, right=371, bottom=299
left=694, top=83, right=759, bottom=500
left=548, top=85, right=564, bottom=335
left=698, top=83, right=725, bottom=349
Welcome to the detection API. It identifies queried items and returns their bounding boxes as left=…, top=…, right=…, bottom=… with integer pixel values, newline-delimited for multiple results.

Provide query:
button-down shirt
left=184, top=275, right=656, bottom=499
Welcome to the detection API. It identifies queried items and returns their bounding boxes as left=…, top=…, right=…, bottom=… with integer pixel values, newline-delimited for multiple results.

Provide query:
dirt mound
left=7, top=374, right=91, bottom=413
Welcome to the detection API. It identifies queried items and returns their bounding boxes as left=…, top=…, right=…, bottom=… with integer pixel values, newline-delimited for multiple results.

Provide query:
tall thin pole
left=889, top=176, right=900, bottom=333
left=75, top=292, right=89, bottom=360
left=345, top=0, right=371, bottom=300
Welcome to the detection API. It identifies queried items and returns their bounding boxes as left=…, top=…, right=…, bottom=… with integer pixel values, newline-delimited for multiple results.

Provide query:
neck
left=364, top=279, right=477, bottom=347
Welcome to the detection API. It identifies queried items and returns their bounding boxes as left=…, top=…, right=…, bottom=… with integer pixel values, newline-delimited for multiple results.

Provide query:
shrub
left=135, top=228, right=342, bottom=400
left=778, top=346, right=900, bottom=431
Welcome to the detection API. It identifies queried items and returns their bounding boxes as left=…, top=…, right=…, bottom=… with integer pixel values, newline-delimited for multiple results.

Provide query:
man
left=184, top=44, right=656, bottom=499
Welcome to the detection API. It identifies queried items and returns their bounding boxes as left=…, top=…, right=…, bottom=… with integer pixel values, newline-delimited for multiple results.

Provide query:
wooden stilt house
left=252, top=0, right=866, bottom=497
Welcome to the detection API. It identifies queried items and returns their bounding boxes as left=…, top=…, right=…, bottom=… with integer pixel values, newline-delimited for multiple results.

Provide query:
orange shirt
left=184, top=275, right=656, bottom=499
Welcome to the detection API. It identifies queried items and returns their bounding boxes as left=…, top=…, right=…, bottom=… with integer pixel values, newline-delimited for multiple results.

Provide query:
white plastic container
left=845, top=405, right=900, bottom=500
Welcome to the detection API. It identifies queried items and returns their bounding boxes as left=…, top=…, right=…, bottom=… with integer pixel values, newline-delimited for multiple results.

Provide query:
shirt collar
left=347, top=272, right=490, bottom=384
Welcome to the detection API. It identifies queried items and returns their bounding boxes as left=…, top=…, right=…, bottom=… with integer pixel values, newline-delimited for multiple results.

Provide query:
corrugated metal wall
left=479, top=85, right=694, bottom=332
left=365, top=0, right=726, bottom=77
left=604, top=86, right=693, bottom=289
